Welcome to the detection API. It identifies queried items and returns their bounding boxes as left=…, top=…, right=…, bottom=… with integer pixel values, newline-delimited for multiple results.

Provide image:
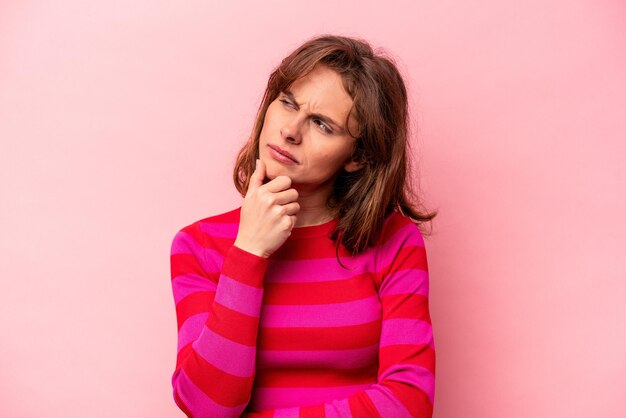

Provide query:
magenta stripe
left=324, top=398, right=352, bottom=417
left=199, top=221, right=239, bottom=238
left=260, top=296, right=381, bottom=327
left=170, top=231, right=201, bottom=255
left=257, top=344, right=379, bottom=369
left=274, top=407, right=300, bottom=418
left=249, top=384, right=372, bottom=411
left=380, top=319, right=433, bottom=348
left=379, top=269, right=429, bottom=298
left=177, top=313, right=208, bottom=352
left=379, top=364, right=435, bottom=404
left=365, top=386, right=412, bottom=418
left=264, top=230, right=423, bottom=284
left=171, top=230, right=224, bottom=274
left=213, top=274, right=263, bottom=318
left=383, top=221, right=425, bottom=249
left=172, top=274, right=217, bottom=304
left=175, top=368, right=246, bottom=417
left=192, top=325, right=256, bottom=377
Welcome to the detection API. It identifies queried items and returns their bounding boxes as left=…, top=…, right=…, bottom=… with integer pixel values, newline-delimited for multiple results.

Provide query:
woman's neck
left=293, top=187, right=337, bottom=227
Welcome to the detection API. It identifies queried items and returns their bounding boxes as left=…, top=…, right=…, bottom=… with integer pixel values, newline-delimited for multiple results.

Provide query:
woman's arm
left=170, top=222, right=268, bottom=417
left=242, top=222, right=435, bottom=418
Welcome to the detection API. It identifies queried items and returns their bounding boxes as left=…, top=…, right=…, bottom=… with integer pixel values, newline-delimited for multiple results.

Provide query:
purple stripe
left=379, top=364, right=435, bottom=404
left=274, top=407, right=300, bottom=418
left=175, top=368, right=246, bottom=417
left=192, top=325, right=256, bottom=377
left=172, top=274, right=217, bottom=304
left=324, top=398, right=352, bottom=417
left=257, top=344, right=379, bottom=369
left=213, top=274, right=263, bottom=317
left=199, top=221, right=239, bottom=238
left=365, top=386, right=412, bottom=418
left=380, top=319, right=434, bottom=348
left=177, top=313, right=208, bottom=353
left=379, top=269, right=429, bottom=298
left=260, top=296, right=381, bottom=327
left=249, top=384, right=372, bottom=411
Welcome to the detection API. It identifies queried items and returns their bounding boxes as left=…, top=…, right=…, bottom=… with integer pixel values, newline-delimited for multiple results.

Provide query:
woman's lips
left=268, top=145, right=299, bottom=164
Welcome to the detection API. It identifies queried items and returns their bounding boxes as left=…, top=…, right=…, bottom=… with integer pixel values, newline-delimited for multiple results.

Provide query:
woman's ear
left=343, top=159, right=364, bottom=173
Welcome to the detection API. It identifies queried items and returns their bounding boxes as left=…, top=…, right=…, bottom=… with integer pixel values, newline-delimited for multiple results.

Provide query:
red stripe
left=381, top=294, right=431, bottom=323
left=173, top=387, right=192, bottom=417
left=263, top=274, right=377, bottom=305
left=175, top=291, right=214, bottom=330
left=382, top=380, right=433, bottom=418
left=207, top=302, right=260, bottom=346
left=181, top=343, right=254, bottom=407
left=221, top=246, right=267, bottom=288
left=254, top=364, right=377, bottom=388
left=171, top=253, right=207, bottom=279
left=379, top=344, right=436, bottom=376
left=350, top=391, right=382, bottom=417
left=258, top=321, right=381, bottom=350
left=300, top=404, right=326, bottom=418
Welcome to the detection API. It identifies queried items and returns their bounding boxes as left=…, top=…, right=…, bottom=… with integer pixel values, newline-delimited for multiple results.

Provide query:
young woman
left=170, top=34, right=437, bottom=417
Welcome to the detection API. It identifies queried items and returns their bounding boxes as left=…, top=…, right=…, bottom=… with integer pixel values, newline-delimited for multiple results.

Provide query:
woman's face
left=258, top=64, right=361, bottom=193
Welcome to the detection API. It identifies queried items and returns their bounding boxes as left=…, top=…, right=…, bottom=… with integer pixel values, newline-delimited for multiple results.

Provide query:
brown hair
left=233, top=34, right=437, bottom=256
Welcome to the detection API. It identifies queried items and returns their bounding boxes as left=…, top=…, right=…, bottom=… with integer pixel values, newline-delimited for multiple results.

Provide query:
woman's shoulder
left=178, top=207, right=241, bottom=231
left=378, top=209, right=426, bottom=248
left=173, top=206, right=242, bottom=244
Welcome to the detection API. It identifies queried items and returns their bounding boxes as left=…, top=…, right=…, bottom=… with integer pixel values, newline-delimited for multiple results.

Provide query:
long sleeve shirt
left=169, top=207, right=435, bottom=417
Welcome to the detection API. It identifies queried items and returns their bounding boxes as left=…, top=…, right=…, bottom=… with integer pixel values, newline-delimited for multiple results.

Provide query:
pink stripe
left=324, top=398, right=352, bottom=418
left=178, top=313, right=208, bottom=352
left=385, top=221, right=425, bottom=249
left=171, top=230, right=224, bottom=274
left=379, top=364, right=435, bottom=404
left=364, top=386, right=412, bottom=418
left=257, top=344, right=379, bottom=369
left=261, top=296, right=381, bottom=327
left=172, top=274, right=217, bottom=304
left=170, top=230, right=200, bottom=255
left=264, top=227, right=423, bottom=284
left=174, top=368, right=247, bottom=418
left=249, top=384, right=372, bottom=411
left=199, top=221, right=239, bottom=238
left=380, top=319, right=434, bottom=348
left=274, top=407, right=300, bottom=418
left=213, top=274, right=263, bottom=317
left=192, top=325, right=256, bottom=377
left=379, top=269, right=429, bottom=298
left=265, top=256, right=374, bottom=283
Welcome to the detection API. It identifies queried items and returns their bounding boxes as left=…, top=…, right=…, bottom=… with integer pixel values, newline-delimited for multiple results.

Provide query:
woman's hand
left=234, top=158, right=300, bottom=258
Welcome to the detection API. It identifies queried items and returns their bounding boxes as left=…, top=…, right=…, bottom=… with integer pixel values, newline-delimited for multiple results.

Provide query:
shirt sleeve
left=241, top=222, right=436, bottom=418
left=170, top=223, right=269, bottom=418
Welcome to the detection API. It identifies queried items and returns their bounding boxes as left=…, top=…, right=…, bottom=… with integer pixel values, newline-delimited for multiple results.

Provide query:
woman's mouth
left=268, top=145, right=299, bottom=165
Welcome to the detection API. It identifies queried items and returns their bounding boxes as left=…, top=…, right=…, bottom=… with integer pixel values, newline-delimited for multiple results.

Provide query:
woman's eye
left=279, top=99, right=294, bottom=108
left=314, top=119, right=332, bottom=134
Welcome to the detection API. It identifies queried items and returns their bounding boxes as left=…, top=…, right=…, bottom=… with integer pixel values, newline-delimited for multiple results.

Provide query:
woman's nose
left=280, top=116, right=303, bottom=144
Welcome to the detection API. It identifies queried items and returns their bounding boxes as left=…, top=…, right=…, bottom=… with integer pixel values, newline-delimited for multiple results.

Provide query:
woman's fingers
left=246, top=158, right=265, bottom=195
left=270, top=188, right=299, bottom=205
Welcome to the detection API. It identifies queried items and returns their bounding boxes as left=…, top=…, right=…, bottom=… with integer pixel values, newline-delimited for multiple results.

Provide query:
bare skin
left=233, top=158, right=300, bottom=258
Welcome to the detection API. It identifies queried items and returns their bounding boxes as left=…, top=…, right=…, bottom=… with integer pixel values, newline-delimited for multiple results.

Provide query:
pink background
left=1, top=1, right=625, bottom=417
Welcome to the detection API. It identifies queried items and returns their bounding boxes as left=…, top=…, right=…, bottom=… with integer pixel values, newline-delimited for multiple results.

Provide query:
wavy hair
left=233, top=34, right=437, bottom=256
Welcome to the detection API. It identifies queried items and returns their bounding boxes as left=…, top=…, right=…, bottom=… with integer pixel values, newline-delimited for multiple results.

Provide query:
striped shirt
left=170, top=207, right=435, bottom=417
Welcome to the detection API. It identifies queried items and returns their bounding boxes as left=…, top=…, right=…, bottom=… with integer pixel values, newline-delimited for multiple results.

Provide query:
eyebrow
left=283, top=89, right=346, bottom=132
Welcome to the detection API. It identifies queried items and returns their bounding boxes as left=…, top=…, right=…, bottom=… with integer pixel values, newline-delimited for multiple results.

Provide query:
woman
left=170, top=34, right=437, bottom=417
